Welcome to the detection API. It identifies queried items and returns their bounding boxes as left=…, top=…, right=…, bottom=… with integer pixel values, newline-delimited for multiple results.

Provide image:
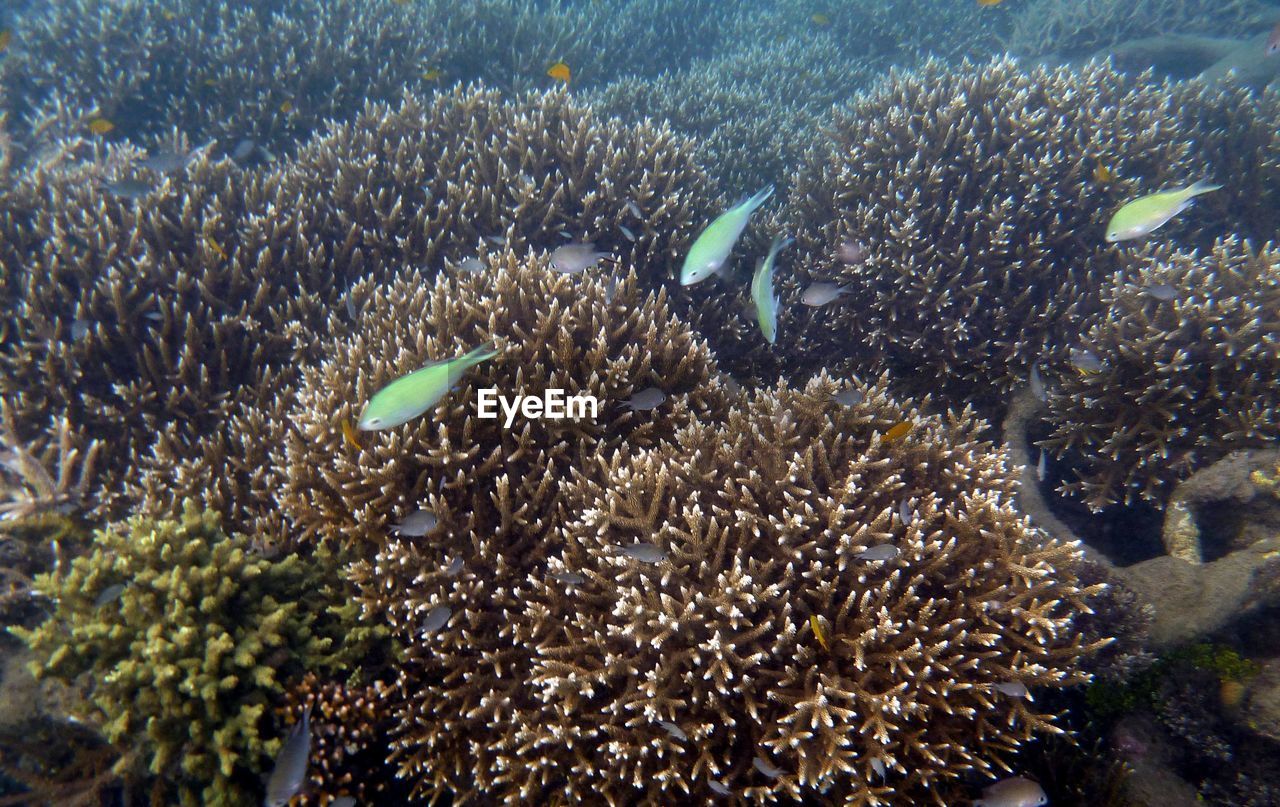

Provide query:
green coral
left=9, top=503, right=342, bottom=806
left=1085, top=643, right=1260, bottom=719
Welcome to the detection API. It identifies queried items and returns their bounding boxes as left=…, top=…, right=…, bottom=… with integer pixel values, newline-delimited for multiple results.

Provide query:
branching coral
left=371, top=366, right=1106, bottom=803
left=1039, top=238, right=1280, bottom=510
left=1, top=85, right=717, bottom=521
left=10, top=504, right=344, bottom=806
left=781, top=58, right=1273, bottom=412
left=1007, top=0, right=1274, bottom=59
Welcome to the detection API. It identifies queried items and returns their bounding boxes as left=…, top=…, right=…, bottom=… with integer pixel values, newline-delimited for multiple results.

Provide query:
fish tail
left=744, top=185, right=775, bottom=212
left=1188, top=180, right=1223, bottom=196
left=462, top=340, right=500, bottom=364
left=769, top=235, right=795, bottom=257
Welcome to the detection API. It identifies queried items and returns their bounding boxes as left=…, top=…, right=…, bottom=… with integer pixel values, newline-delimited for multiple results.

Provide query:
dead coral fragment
left=0, top=404, right=98, bottom=522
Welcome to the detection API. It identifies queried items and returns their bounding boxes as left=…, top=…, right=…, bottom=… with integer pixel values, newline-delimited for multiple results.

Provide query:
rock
left=1243, top=657, right=1280, bottom=742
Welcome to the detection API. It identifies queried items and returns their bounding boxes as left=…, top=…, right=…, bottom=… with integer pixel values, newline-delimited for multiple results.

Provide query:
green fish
left=1105, top=181, right=1221, bottom=242
left=751, top=235, right=791, bottom=344
left=357, top=342, right=498, bottom=431
left=680, top=185, right=773, bottom=285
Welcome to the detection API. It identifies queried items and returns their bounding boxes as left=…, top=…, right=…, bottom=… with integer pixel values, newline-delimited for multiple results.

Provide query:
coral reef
left=1007, top=0, right=1274, bottom=60
left=277, top=673, right=404, bottom=806
left=783, top=58, right=1280, bottom=414
left=508, top=374, right=1106, bottom=803
left=1, top=85, right=716, bottom=522
left=10, top=504, right=345, bottom=806
left=1040, top=239, right=1280, bottom=510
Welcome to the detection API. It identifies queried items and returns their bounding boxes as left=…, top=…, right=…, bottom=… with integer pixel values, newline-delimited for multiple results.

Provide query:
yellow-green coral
left=8, top=503, right=338, bottom=806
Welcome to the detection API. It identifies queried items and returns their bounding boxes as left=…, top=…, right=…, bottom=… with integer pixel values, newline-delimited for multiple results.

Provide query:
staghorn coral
left=1007, top=0, right=1275, bottom=60
left=9, top=503, right=347, bottom=806
left=593, top=34, right=875, bottom=193
left=1039, top=238, right=1280, bottom=511
left=781, top=58, right=1278, bottom=413
left=0, top=0, right=732, bottom=163
left=277, top=673, right=405, bottom=806
left=1, top=85, right=717, bottom=522
left=514, top=374, right=1105, bottom=804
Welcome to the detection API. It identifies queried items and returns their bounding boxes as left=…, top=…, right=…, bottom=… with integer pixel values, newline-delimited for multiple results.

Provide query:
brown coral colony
left=8, top=0, right=1280, bottom=803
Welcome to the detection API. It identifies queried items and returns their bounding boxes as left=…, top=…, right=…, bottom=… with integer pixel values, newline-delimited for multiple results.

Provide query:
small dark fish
left=1029, top=365, right=1046, bottom=402
left=834, top=388, right=864, bottom=406
left=973, top=776, right=1047, bottom=807
left=619, top=542, right=666, bottom=564
left=623, top=387, right=666, bottom=411
left=101, top=179, right=153, bottom=200
left=263, top=707, right=311, bottom=807
left=993, top=681, right=1031, bottom=700
left=137, top=149, right=191, bottom=173
left=837, top=240, right=868, bottom=265
left=444, top=557, right=464, bottom=577
left=553, top=570, right=585, bottom=586
left=93, top=582, right=127, bottom=607
left=658, top=720, right=686, bottom=741
left=753, top=757, right=784, bottom=779
left=421, top=605, right=452, bottom=634
left=391, top=509, right=437, bottom=537
left=231, top=138, right=257, bottom=161
left=709, top=779, right=732, bottom=796
left=70, top=319, right=91, bottom=341
left=800, top=282, right=847, bottom=307
left=1144, top=283, right=1177, bottom=302
left=550, top=242, right=610, bottom=274
left=855, top=544, right=899, bottom=562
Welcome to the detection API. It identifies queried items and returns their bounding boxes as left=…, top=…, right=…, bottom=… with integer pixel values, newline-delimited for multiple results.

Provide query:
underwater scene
left=3, top=0, right=1280, bottom=805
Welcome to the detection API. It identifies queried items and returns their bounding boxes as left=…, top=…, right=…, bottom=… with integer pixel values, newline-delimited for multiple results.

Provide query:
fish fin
left=1188, top=180, right=1223, bottom=196
left=743, top=185, right=775, bottom=212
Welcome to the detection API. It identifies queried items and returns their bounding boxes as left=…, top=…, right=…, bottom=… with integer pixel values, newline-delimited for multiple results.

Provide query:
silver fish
left=263, top=707, right=311, bottom=807
left=855, top=544, right=900, bottom=562
left=458, top=256, right=485, bottom=274
left=708, top=779, right=732, bottom=796
left=1029, top=365, right=1046, bottom=402
left=558, top=230, right=575, bottom=239
left=899, top=499, right=912, bottom=526
left=550, top=242, right=610, bottom=274
left=619, top=224, right=637, bottom=242
left=619, top=543, right=666, bottom=564
left=392, top=509, right=437, bottom=537
left=837, top=240, right=868, bottom=265
left=553, top=571, right=585, bottom=586
left=834, top=388, right=864, bottom=406
left=1070, top=348, right=1104, bottom=374
left=800, top=282, right=848, bottom=307
left=993, top=681, right=1032, bottom=700
left=444, top=557, right=464, bottom=577
left=623, top=387, right=666, bottom=411
left=1144, top=283, right=1177, bottom=301
left=231, top=138, right=257, bottom=161
left=1036, top=450, right=1046, bottom=482
left=973, top=776, right=1047, bottom=807
left=70, top=319, right=91, bottom=341
left=345, top=291, right=359, bottom=320
left=604, top=275, right=619, bottom=304
left=137, top=149, right=191, bottom=173
left=93, top=582, right=127, bottom=608
left=658, top=720, right=686, bottom=741
left=870, top=757, right=886, bottom=779
left=421, top=605, right=452, bottom=634
left=625, top=199, right=643, bottom=219
left=485, top=234, right=506, bottom=245
left=101, top=179, right=153, bottom=199
left=753, top=757, right=784, bottom=779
